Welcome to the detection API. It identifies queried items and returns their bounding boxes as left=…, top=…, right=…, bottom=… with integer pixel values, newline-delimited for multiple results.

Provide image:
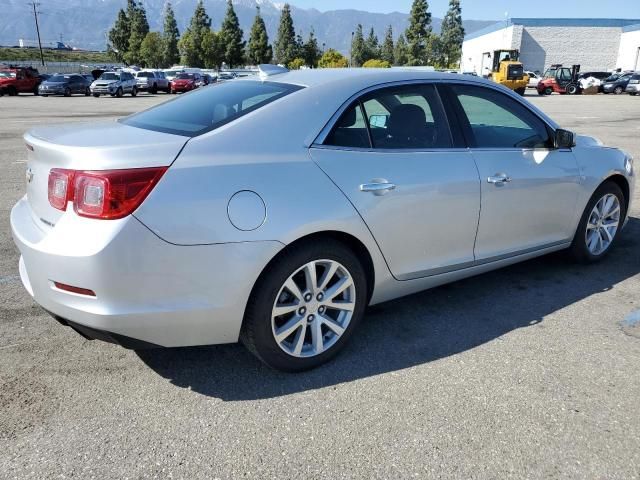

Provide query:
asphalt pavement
left=1, top=90, right=639, bottom=479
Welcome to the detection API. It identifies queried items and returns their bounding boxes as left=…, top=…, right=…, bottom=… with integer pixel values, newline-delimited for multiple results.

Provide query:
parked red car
left=171, top=73, right=198, bottom=94
left=0, top=66, right=42, bottom=96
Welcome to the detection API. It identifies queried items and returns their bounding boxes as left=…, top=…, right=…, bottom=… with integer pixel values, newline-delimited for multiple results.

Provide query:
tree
left=220, top=0, right=245, bottom=67
left=247, top=6, right=272, bottom=65
left=140, top=31, right=164, bottom=68
left=107, top=9, right=130, bottom=63
left=394, top=33, right=408, bottom=65
left=405, top=0, right=432, bottom=66
left=179, top=0, right=212, bottom=67
left=351, top=24, right=365, bottom=67
left=288, top=58, right=306, bottom=70
left=440, top=0, right=464, bottom=67
left=162, top=2, right=180, bottom=67
left=125, top=1, right=150, bottom=65
left=179, top=30, right=199, bottom=67
left=318, top=49, right=348, bottom=68
left=302, top=29, right=321, bottom=68
left=364, top=27, right=379, bottom=62
left=380, top=25, right=395, bottom=65
left=362, top=59, right=391, bottom=68
left=202, top=29, right=223, bottom=69
left=274, top=4, right=297, bottom=66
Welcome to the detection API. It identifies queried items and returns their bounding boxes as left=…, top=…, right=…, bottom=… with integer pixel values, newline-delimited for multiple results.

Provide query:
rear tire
left=131, top=86, right=137, bottom=97
left=64, top=87, right=71, bottom=97
left=241, top=239, right=368, bottom=372
left=7, top=86, right=17, bottom=96
left=150, top=84, right=157, bottom=94
left=93, top=93, right=100, bottom=98
left=569, top=181, right=626, bottom=263
left=85, top=87, right=90, bottom=96
left=515, top=87, right=526, bottom=96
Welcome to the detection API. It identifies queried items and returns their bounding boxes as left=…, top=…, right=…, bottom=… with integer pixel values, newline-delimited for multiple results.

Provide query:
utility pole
left=29, top=2, right=45, bottom=67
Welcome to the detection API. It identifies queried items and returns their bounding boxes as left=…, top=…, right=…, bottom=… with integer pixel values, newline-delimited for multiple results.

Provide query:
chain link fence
left=0, top=60, right=123, bottom=74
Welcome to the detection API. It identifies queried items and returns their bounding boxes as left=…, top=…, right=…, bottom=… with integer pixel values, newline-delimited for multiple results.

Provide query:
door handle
left=359, top=181, right=396, bottom=196
left=487, top=174, right=512, bottom=185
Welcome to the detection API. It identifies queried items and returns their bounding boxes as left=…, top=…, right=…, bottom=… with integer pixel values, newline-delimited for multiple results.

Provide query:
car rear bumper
left=172, top=85, right=194, bottom=92
left=11, top=195, right=283, bottom=347
left=626, top=85, right=639, bottom=93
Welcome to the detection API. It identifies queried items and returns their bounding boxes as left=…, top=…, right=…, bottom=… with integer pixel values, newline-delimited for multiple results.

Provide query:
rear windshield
left=121, top=80, right=303, bottom=137
left=137, top=72, right=153, bottom=78
left=0, top=71, right=16, bottom=78
left=176, top=73, right=194, bottom=80
left=100, top=73, right=119, bottom=81
left=49, top=75, right=71, bottom=82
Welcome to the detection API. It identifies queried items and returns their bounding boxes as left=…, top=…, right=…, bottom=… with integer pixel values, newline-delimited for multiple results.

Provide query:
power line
left=28, top=2, right=45, bottom=66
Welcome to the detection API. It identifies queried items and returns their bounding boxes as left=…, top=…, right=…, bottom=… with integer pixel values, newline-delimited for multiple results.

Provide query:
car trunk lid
left=24, top=121, right=188, bottom=228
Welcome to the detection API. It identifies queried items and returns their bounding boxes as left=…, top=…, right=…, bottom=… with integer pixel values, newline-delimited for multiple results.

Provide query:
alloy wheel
left=585, top=193, right=621, bottom=255
left=271, top=259, right=356, bottom=358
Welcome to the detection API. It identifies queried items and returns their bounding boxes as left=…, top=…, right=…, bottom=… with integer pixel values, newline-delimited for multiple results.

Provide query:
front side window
left=325, top=84, right=451, bottom=149
left=450, top=84, right=551, bottom=149
left=121, top=81, right=302, bottom=137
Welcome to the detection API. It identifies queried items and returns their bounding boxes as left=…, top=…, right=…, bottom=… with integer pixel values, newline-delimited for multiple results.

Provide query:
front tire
left=544, top=86, right=554, bottom=95
left=614, top=86, right=623, bottom=95
left=569, top=181, right=626, bottom=263
left=515, top=87, right=526, bottom=96
left=131, top=86, right=137, bottom=97
left=241, top=239, right=368, bottom=372
left=567, top=84, right=579, bottom=95
left=115, top=87, right=123, bottom=98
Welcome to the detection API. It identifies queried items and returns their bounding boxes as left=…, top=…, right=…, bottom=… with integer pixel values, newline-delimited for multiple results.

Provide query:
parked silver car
left=11, top=67, right=635, bottom=371
left=135, top=70, right=170, bottom=94
left=90, top=71, right=137, bottom=98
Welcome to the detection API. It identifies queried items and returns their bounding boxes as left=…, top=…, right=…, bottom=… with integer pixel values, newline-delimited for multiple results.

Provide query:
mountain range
left=0, top=0, right=495, bottom=53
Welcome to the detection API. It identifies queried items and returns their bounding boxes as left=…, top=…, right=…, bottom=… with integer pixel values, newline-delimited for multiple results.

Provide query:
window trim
left=314, top=80, right=456, bottom=152
left=439, top=82, right=559, bottom=151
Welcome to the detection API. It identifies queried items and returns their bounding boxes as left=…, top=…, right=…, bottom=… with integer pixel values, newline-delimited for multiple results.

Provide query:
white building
left=616, top=24, right=640, bottom=71
left=462, top=18, right=640, bottom=76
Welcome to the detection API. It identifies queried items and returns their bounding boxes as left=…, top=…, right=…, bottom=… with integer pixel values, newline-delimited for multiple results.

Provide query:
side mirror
left=554, top=129, right=576, bottom=149
left=369, top=114, right=388, bottom=128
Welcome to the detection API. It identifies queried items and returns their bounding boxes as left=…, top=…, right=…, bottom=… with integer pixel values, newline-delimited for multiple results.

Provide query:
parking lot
left=1, top=92, right=639, bottom=479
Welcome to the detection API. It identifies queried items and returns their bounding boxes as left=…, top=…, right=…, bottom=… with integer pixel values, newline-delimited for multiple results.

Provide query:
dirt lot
left=1, top=91, right=639, bottom=479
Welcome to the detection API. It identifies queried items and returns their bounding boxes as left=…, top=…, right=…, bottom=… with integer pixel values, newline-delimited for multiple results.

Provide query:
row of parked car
left=0, top=65, right=234, bottom=98
left=526, top=69, right=640, bottom=95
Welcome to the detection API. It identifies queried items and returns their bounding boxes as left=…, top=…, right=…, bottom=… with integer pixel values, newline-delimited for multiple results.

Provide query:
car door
left=70, top=75, right=81, bottom=93
left=310, top=83, right=480, bottom=281
left=442, top=83, right=581, bottom=261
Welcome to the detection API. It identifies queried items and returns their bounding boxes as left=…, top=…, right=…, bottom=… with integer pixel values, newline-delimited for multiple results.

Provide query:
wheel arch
left=603, top=173, right=630, bottom=214
left=246, top=230, right=376, bottom=316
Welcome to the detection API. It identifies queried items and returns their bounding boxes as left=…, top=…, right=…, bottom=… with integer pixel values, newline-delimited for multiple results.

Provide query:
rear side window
left=450, top=84, right=551, bottom=149
left=121, top=81, right=303, bottom=137
left=325, top=84, right=451, bottom=150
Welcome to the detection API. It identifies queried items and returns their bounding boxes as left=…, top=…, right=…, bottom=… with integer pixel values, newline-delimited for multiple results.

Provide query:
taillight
left=48, top=168, right=75, bottom=211
left=48, top=167, right=167, bottom=220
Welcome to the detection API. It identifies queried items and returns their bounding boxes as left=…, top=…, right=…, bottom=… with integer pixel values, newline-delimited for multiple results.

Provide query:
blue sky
left=288, top=0, right=640, bottom=21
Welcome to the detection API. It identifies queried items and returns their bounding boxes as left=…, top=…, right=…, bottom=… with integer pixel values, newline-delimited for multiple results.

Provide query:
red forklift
left=537, top=64, right=581, bottom=95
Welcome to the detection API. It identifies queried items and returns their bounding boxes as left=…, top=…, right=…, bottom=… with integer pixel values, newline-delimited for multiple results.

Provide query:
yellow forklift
left=485, top=49, right=529, bottom=96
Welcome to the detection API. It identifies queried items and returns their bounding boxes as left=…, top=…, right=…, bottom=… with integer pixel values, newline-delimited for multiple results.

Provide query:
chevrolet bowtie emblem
left=26, top=168, right=34, bottom=184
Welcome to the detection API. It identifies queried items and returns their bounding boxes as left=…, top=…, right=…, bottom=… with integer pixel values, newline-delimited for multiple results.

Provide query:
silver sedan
left=11, top=66, right=635, bottom=371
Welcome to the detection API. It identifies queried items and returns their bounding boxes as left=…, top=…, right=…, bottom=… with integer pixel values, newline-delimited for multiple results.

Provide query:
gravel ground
left=1, top=90, right=639, bottom=479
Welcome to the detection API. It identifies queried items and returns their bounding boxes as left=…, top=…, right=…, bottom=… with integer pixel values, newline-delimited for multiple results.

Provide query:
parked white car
left=526, top=71, right=540, bottom=88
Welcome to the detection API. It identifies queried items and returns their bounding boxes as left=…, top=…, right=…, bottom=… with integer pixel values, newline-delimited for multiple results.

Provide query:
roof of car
left=244, top=68, right=483, bottom=88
